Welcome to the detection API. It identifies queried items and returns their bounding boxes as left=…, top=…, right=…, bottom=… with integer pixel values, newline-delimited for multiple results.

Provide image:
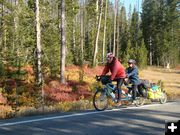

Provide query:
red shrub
left=0, top=93, right=7, bottom=104
left=4, top=79, right=16, bottom=91
left=22, top=65, right=34, bottom=75
left=83, top=66, right=103, bottom=77
left=66, top=65, right=79, bottom=71
left=43, top=80, right=92, bottom=102
left=50, top=92, right=77, bottom=102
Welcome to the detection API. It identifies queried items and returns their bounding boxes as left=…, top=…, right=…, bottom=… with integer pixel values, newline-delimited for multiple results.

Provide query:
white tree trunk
left=60, top=0, right=66, bottom=83
left=149, top=36, right=152, bottom=65
left=80, top=1, right=84, bottom=64
left=113, top=0, right=118, bottom=55
left=93, top=0, right=104, bottom=66
left=72, top=15, right=76, bottom=53
left=116, top=0, right=120, bottom=58
left=96, top=0, right=99, bottom=24
left=35, top=0, right=42, bottom=85
left=102, top=0, right=108, bottom=63
left=13, top=0, right=19, bottom=52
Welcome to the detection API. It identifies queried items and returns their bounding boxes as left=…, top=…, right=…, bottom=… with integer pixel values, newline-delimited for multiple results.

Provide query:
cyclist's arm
left=127, top=68, right=138, bottom=78
left=101, top=65, right=109, bottom=75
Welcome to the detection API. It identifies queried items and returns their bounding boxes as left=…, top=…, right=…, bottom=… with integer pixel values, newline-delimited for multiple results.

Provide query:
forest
left=0, top=0, right=179, bottom=118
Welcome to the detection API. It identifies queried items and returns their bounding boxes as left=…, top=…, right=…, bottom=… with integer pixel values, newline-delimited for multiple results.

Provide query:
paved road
left=0, top=101, right=179, bottom=135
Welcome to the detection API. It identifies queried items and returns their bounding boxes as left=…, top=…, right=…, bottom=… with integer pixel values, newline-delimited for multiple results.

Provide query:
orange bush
left=22, top=65, right=34, bottom=75
left=0, top=93, right=7, bottom=104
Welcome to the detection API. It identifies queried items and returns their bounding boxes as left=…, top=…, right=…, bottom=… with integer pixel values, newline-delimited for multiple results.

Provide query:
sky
left=110, top=0, right=143, bottom=13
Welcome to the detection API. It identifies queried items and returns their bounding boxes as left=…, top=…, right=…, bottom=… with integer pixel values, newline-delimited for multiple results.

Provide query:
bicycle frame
left=102, top=83, right=132, bottom=103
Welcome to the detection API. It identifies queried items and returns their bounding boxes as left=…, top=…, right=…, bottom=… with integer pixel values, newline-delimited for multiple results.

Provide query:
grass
left=0, top=100, right=94, bottom=119
left=140, top=66, right=180, bottom=100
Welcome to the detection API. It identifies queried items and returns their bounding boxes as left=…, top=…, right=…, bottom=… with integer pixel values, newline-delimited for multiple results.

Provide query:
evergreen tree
left=141, top=0, right=179, bottom=67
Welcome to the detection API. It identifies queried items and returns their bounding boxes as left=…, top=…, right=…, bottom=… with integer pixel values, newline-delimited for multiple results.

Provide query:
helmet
left=106, top=53, right=114, bottom=59
left=128, top=59, right=136, bottom=64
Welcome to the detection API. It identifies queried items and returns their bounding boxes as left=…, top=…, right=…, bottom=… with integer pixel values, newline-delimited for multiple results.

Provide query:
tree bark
left=113, top=0, right=118, bottom=55
left=93, top=0, right=104, bottom=66
left=1, top=2, right=7, bottom=52
left=96, top=0, right=99, bottom=24
left=72, top=1, right=76, bottom=63
left=72, top=15, right=76, bottom=55
left=80, top=1, right=84, bottom=64
left=13, top=0, right=19, bottom=52
left=149, top=36, right=152, bottom=65
left=102, top=0, right=108, bottom=63
left=59, top=0, right=66, bottom=83
left=35, top=0, right=42, bottom=85
left=116, top=0, right=120, bottom=58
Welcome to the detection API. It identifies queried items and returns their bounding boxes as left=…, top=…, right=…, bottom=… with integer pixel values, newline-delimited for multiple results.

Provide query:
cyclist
left=100, top=53, right=126, bottom=102
left=126, top=59, right=140, bottom=104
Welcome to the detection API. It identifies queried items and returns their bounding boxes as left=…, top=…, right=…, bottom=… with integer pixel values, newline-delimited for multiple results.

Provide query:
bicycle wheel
left=93, top=90, right=108, bottom=111
left=159, top=92, right=167, bottom=104
left=134, top=97, right=146, bottom=107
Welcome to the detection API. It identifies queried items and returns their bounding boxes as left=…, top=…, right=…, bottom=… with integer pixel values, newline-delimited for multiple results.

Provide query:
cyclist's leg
left=117, top=78, right=124, bottom=89
left=132, top=84, right=138, bottom=100
left=116, top=78, right=124, bottom=102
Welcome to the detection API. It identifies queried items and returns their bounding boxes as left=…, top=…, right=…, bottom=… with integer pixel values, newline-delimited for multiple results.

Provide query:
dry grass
left=140, top=66, right=180, bottom=100
left=0, top=100, right=93, bottom=119
left=0, top=105, right=14, bottom=119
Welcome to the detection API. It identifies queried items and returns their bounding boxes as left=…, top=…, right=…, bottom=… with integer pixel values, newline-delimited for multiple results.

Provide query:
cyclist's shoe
left=113, top=99, right=118, bottom=103
left=127, top=93, right=132, bottom=98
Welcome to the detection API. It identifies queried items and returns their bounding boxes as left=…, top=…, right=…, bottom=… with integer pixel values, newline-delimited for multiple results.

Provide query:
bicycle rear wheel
left=159, top=92, right=167, bottom=104
left=93, top=90, right=108, bottom=111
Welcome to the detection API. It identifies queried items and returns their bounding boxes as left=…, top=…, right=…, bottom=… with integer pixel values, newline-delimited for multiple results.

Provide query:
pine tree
left=136, top=40, right=148, bottom=68
left=141, top=0, right=179, bottom=67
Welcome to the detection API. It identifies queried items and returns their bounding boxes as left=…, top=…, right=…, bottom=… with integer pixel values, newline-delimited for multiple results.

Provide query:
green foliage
left=130, top=8, right=139, bottom=48
left=136, top=40, right=148, bottom=69
left=121, top=40, right=132, bottom=64
left=0, top=60, right=5, bottom=77
left=141, top=0, right=180, bottom=66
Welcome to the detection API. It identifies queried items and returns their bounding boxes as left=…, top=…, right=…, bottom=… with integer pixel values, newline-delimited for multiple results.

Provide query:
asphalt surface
left=0, top=101, right=179, bottom=135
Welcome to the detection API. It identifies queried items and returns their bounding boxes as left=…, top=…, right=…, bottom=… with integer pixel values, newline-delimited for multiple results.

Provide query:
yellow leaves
left=0, top=105, right=14, bottom=119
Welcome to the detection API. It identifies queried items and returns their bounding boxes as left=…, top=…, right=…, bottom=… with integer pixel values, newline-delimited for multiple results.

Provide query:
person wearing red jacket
left=101, top=53, right=126, bottom=91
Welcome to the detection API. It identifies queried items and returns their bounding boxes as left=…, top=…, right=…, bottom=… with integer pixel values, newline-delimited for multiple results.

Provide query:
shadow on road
left=0, top=104, right=179, bottom=135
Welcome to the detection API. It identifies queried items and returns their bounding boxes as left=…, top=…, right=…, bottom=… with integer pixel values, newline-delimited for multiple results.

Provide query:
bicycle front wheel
left=93, top=90, right=108, bottom=111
